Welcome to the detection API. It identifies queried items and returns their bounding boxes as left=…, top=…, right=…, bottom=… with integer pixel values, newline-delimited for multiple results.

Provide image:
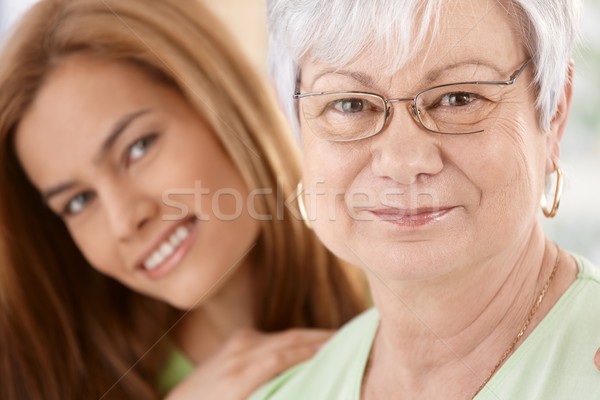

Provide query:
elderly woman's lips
left=369, top=207, right=455, bottom=227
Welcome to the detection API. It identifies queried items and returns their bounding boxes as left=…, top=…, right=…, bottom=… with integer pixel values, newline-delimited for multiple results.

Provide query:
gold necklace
left=471, top=244, right=561, bottom=399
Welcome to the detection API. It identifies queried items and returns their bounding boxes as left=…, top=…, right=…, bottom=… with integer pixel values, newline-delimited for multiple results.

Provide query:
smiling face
left=297, top=1, right=567, bottom=280
left=16, top=55, right=260, bottom=309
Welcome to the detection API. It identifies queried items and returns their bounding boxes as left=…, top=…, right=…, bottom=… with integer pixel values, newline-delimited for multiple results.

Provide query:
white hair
left=267, top=0, right=582, bottom=139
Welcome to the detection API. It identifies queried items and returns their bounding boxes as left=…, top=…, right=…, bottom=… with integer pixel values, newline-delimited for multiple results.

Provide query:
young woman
left=0, top=0, right=366, bottom=399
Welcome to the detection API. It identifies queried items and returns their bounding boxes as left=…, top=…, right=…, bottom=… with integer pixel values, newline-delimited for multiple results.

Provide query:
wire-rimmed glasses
left=293, top=59, right=532, bottom=142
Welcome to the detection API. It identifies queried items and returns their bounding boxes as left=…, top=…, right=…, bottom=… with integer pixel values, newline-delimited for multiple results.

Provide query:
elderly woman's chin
left=308, top=190, right=538, bottom=283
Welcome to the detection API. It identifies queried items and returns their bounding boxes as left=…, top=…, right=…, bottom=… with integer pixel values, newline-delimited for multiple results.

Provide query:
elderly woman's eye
left=332, top=98, right=368, bottom=113
left=126, top=133, right=158, bottom=164
left=440, top=92, right=479, bottom=107
left=62, top=192, right=95, bottom=217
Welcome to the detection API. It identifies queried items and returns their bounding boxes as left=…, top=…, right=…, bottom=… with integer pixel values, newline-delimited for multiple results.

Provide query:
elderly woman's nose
left=369, top=118, right=443, bottom=184
left=102, top=184, right=159, bottom=242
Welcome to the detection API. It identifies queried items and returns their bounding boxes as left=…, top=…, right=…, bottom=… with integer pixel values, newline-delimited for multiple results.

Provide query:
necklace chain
left=471, top=244, right=562, bottom=399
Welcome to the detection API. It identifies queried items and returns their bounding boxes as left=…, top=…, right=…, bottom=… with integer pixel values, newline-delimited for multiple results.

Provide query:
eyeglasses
left=293, top=59, right=531, bottom=142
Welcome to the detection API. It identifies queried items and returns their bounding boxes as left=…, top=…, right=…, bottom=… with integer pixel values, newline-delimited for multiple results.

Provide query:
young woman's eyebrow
left=93, top=108, right=152, bottom=164
left=42, top=181, right=76, bottom=204
left=41, top=108, right=151, bottom=203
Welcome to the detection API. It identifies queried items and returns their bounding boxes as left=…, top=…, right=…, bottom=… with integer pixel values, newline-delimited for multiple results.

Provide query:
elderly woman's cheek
left=497, top=112, right=547, bottom=185
left=475, top=116, right=546, bottom=225
left=301, top=139, right=368, bottom=264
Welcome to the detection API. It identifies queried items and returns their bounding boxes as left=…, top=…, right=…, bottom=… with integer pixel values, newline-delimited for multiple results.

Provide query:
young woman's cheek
left=67, top=213, right=121, bottom=277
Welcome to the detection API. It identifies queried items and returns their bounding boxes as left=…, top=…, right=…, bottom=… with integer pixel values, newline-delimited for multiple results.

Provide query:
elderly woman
left=253, top=0, right=600, bottom=399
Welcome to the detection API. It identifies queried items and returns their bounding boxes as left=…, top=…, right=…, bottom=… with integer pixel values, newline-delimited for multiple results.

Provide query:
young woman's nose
left=102, top=183, right=159, bottom=242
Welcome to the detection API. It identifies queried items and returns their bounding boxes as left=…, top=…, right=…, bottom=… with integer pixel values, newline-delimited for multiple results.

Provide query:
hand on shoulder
left=165, top=328, right=333, bottom=400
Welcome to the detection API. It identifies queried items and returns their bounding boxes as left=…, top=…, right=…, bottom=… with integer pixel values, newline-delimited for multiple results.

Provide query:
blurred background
left=1, top=0, right=599, bottom=263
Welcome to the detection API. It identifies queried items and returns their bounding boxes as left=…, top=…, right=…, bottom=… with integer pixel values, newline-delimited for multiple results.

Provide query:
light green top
left=158, top=346, right=195, bottom=397
left=251, top=254, right=600, bottom=400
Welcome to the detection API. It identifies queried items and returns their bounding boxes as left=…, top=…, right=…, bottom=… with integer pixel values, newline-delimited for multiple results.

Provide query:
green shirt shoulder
left=250, top=307, right=379, bottom=400
left=158, top=345, right=195, bottom=397
left=252, top=254, right=600, bottom=400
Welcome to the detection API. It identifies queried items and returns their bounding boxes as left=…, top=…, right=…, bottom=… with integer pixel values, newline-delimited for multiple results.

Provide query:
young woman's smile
left=136, top=217, right=199, bottom=279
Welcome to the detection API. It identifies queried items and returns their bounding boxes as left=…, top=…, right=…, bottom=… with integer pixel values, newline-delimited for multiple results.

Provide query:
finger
left=225, top=329, right=333, bottom=379
left=260, top=328, right=334, bottom=349
left=209, top=343, right=322, bottom=400
left=236, top=342, right=322, bottom=395
left=245, top=330, right=331, bottom=359
left=237, top=331, right=333, bottom=380
left=224, top=328, right=333, bottom=358
left=595, top=347, right=600, bottom=371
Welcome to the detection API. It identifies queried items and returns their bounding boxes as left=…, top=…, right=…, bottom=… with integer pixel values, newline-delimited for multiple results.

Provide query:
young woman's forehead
left=14, top=56, right=174, bottom=187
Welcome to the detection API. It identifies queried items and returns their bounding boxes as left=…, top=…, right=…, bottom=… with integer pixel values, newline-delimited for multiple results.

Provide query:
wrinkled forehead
left=295, top=0, right=525, bottom=81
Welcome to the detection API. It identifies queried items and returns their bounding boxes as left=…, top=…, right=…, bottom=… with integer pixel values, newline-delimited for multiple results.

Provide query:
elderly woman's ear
left=545, top=59, right=575, bottom=174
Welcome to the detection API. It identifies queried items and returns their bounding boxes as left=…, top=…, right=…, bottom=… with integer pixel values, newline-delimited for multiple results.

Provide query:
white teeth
left=142, top=223, right=193, bottom=271
left=159, top=242, right=174, bottom=258
left=169, top=233, right=181, bottom=247
left=150, top=253, right=162, bottom=267
left=175, top=226, right=189, bottom=241
left=143, top=256, right=159, bottom=271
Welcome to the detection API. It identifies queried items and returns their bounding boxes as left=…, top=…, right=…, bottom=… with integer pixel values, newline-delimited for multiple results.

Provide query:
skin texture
left=297, top=1, right=578, bottom=398
left=15, top=55, right=333, bottom=398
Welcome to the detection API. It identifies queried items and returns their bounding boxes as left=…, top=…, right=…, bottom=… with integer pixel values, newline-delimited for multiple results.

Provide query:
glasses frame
left=293, top=59, right=532, bottom=142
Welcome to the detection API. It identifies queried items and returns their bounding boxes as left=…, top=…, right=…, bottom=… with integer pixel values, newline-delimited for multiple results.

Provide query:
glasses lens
left=416, top=83, right=506, bottom=134
left=298, top=93, right=386, bottom=141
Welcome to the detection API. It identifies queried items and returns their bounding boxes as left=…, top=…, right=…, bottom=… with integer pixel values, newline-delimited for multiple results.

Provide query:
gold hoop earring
left=295, top=182, right=312, bottom=229
left=540, top=160, right=563, bottom=218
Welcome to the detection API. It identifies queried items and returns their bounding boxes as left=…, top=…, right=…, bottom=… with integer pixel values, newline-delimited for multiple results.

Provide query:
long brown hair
left=0, top=0, right=367, bottom=399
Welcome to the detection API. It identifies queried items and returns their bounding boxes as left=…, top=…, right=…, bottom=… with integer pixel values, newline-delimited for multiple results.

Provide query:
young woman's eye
left=126, top=134, right=158, bottom=164
left=62, top=192, right=95, bottom=217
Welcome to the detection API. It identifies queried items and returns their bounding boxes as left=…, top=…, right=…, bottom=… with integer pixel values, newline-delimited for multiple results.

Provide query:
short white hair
left=267, top=0, right=582, bottom=139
